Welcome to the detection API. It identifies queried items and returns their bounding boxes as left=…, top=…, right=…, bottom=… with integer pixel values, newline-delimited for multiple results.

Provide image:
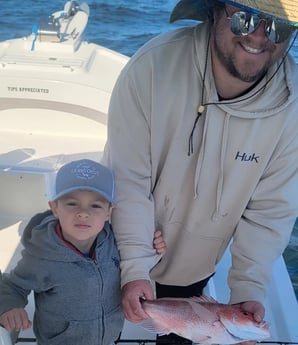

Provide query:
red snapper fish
left=140, top=295, right=270, bottom=344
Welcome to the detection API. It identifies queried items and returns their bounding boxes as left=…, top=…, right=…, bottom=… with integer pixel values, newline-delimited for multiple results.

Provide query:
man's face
left=211, top=4, right=291, bottom=83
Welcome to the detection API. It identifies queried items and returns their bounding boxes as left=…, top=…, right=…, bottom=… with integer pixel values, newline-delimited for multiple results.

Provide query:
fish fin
left=138, top=319, right=170, bottom=336
left=192, top=335, right=212, bottom=343
left=187, top=298, right=218, bottom=323
left=190, top=295, right=218, bottom=303
left=212, top=320, right=224, bottom=328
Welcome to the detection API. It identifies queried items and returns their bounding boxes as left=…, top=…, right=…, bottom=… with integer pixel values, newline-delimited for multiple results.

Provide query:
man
left=103, top=0, right=298, bottom=343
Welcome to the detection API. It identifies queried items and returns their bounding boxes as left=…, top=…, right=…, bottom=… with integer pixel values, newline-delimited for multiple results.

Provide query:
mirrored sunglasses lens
left=273, top=20, right=294, bottom=43
left=247, top=15, right=260, bottom=34
left=230, top=11, right=251, bottom=35
left=230, top=11, right=294, bottom=43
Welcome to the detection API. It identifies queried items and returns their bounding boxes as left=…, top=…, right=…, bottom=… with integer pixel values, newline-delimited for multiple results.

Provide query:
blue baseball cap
left=52, top=159, right=114, bottom=203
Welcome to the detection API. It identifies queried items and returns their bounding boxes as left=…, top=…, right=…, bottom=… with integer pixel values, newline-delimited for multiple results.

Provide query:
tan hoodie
left=103, top=23, right=298, bottom=304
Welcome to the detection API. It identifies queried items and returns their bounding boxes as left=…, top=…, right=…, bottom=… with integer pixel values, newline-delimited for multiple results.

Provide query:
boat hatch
left=0, top=54, right=84, bottom=70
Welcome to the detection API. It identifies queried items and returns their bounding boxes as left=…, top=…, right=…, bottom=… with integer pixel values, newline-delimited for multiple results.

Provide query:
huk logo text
left=235, top=151, right=259, bottom=163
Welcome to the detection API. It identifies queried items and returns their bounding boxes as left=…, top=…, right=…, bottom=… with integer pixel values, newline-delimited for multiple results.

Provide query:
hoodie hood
left=214, top=58, right=297, bottom=118
left=193, top=24, right=298, bottom=120
left=22, top=210, right=110, bottom=262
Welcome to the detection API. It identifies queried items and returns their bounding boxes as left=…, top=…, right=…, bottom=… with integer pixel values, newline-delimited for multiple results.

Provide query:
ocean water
left=0, top=0, right=297, bottom=299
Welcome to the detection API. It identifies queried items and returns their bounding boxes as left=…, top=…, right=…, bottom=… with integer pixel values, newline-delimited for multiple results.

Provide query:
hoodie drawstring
left=194, top=109, right=209, bottom=199
left=188, top=105, right=205, bottom=156
left=212, top=113, right=230, bottom=221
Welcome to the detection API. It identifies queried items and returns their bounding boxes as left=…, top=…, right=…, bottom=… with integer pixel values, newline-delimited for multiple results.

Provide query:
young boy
left=0, top=159, right=166, bottom=345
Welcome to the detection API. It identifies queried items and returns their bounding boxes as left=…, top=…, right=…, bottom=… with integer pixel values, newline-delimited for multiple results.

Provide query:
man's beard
left=213, top=35, right=270, bottom=83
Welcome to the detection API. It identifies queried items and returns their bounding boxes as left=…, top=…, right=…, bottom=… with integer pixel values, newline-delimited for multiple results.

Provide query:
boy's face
left=49, top=190, right=112, bottom=252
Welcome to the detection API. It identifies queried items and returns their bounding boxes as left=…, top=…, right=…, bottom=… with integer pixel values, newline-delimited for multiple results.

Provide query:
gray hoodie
left=0, top=210, right=124, bottom=345
left=103, top=23, right=298, bottom=304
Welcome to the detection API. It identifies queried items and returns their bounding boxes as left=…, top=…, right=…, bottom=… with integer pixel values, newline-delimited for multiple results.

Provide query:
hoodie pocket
left=37, top=319, right=99, bottom=345
left=102, top=305, right=124, bottom=345
left=151, top=221, right=227, bottom=285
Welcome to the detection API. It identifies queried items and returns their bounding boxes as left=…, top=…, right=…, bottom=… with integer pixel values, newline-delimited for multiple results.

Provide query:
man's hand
left=239, top=300, right=265, bottom=322
left=121, top=280, right=154, bottom=322
left=121, top=231, right=165, bottom=322
left=153, top=230, right=167, bottom=256
left=234, top=300, right=265, bottom=345
left=0, top=308, right=31, bottom=331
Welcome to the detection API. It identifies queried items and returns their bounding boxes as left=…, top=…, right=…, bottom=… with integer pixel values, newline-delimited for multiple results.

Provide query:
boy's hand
left=153, top=230, right=167, bottom=256
left=0, top=308, right=31, bottom=331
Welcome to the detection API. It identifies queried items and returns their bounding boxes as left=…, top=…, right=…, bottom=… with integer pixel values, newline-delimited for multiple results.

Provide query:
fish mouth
left=224, top=322, right=270, bottom=341
left=225, top=328, right=244, bottom=342
left=219, top=314, right=270, bottom=341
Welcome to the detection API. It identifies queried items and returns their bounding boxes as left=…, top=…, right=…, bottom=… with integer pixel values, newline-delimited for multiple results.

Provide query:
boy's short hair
left=51, top=159, right=114, bottom=203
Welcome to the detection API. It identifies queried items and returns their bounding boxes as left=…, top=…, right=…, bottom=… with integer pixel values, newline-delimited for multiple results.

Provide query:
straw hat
left=170, top=0, right=298, bottom=24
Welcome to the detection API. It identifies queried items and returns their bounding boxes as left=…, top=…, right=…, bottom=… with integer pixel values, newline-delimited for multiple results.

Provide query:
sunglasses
left=224, top=6, right=297, bottom=44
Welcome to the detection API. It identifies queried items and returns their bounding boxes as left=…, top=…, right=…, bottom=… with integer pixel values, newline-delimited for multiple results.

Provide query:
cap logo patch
left=71, top=162, right=99, bottom=180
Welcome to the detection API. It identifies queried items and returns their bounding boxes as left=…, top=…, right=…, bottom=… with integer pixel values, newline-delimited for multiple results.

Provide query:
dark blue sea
left=0, top=0, right=297, bottom=299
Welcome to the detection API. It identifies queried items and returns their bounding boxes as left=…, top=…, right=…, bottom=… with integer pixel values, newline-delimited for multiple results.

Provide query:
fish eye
left=242, top=311, right=249, bottom=316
